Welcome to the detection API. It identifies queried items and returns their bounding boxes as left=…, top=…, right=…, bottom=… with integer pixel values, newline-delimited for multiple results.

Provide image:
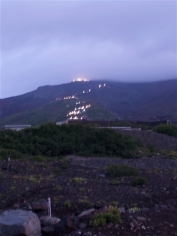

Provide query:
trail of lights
left=64, top=95, right=76, bottom=100
left=67, top=103, right=91, bottom=119
left=55, top=80, right=107, bottom=120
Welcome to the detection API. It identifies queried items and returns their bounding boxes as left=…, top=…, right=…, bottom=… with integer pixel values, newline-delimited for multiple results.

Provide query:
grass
left=91, top=205, right=122, bottom=227
left=64, top=200, right=72, bottom=208
left=131, top=177, right=147, bottom=186
left=160, top=150, right=177, bottom=159
left=79, top=196, right=93, bottom=207
left=54, top=167, right=62, bottom=175
left=110, top=180, right=121, bottom=186
left=72, top=177, right=86, bottom=184
left=105, top=164, right=140, bottom=177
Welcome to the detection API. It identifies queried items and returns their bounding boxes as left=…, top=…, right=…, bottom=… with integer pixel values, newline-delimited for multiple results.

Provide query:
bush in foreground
left=91, top=206, right=122, bottom=227
left=0, top=123, right=138, bottom=159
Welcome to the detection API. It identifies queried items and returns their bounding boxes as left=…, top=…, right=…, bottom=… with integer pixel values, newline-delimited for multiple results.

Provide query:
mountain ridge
left=0, top=79, right=176, bottom=128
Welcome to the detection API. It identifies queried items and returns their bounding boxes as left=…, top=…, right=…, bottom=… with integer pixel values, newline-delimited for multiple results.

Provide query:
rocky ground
left=0, top=155, right=177, bottom=236
left=118, top=130, right=177, bottom=151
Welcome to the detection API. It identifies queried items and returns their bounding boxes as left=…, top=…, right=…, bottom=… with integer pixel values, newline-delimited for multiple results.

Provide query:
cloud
left=1, top=0, right=176, bottom=98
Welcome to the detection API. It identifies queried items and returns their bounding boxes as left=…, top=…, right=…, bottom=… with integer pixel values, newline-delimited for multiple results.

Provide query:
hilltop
left=0, top=79, right=176, bottom=128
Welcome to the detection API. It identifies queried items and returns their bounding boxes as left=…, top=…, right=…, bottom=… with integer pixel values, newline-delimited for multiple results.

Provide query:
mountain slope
left=0, top=79, right=176, bottom=128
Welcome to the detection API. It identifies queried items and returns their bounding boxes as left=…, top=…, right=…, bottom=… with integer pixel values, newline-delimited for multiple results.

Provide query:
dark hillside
left=0, top=79, right=176, bottom=127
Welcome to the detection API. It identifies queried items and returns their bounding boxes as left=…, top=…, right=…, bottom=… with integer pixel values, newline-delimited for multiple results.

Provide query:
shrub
left=91, top=206, right=122, bottom=227
left=64, top=200, right=71, bottom=208
left=148, top=145, right=157, bottom=154
left=160, top=150, right=177, bottom=159
left=131, top=177, right=147, bottom=186
left=128, top=207, right=140, bottom=213
left=54, top=168, right=61, bottom=175
left=110, top=180, right=121, bottom=186
left=0, top=148, right=22, bottom=160
left=60, top=163, right=69, bottom=169
left=154, top=124, right=177, bottom=138
left=72, top=177, right=85, bottom=184
left=105, top=164, right=140, bottom=177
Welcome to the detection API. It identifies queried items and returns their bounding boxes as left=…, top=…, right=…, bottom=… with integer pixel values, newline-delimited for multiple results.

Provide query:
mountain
left=0, top=79, right=176, bottom=128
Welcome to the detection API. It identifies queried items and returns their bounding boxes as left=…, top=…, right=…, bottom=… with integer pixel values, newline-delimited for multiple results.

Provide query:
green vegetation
left=110, top=180, right=121, bottom=186
left=131, top=177, right=147, bottom=186
left=0, top=123, right=138, bottom=159
left=128, top=207, right=140, bottom=213
left=160, top=150, right=177, bottom=159
left=91, top=206, right=122, bottom=227
left=148, top=144, right=157, bottom=153
left=0, top=99, right=117, bottom=129
left=64, top=200, right=72, bottom=208
left=105, top=164, right=140, bottom=177
left=54, top=168, right=62, bottom=175
left=72, top=177, right=86, bottom=184
left=0, top=148, right=23, bottom=160
left=154, top=124, right=177, bottom=138
left=79, top=196, right=93, bottom=206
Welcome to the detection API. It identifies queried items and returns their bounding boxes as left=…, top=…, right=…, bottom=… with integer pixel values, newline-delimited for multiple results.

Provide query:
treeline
left=153, top=124, right=177, bottom=138
left=0, top=123, right=138, bottom=159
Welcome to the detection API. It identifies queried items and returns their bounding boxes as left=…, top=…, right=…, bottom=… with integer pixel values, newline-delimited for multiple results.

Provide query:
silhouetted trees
left=154, top=124, right=177, bottom=138
left=0, top=123, right=138, bottom=159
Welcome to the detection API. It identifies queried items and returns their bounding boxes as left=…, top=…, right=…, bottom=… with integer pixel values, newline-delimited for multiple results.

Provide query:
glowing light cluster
left=72, top=78, right=89, bottom=82
left=64, top=95, right=75, bottom=100
left=67, top=104, right=91, bottom=118
left=67, top=110, right=81, bottom=116
left=83, top=89, right=91, bottom=93
left=69, top=116, right=79, bottom=120
left=98, top=83, right=106, bottom=88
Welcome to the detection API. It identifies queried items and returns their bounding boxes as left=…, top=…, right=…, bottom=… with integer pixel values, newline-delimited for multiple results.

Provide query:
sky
left=1, top=0, right=176, bottom=98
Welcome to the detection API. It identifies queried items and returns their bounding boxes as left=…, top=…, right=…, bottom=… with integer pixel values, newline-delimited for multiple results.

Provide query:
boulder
left=0, top=209, right=41, bottom=236
left=41, top=226, right=54, bottom=234
left=54, top=221, right=67, bottom=234
left=32, top=199, right=48, bottom=212
left=77, top=208, right=95, bottom=218
left=40, top=216, right=60, bottom=226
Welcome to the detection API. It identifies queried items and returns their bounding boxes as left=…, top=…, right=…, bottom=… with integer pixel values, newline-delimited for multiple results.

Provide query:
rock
left=0, top=209, right=41, bottom=236
left=119, top=207, right=126, bottom=214
left=94, top=202, right=102, bottom=209
left=137, top=216, right=146, bottom=222
left=40, top=216, right=60, bottom=226
left=98, top=205, right=109, bottom=213
left=83, top=232, right=92, bottom=236
left=54, top=221, right=67, bottom=234
left=99, top=174, right=105, bottom=178
left=1, top=163, right=9, bottom=170
left=32, top=199, right=48, bottom=212
left=78, top=208, right=95, bottom=218
left=13, top=203, right=20, bottom=209
left=76, top=229, right=82, bottom=235
left=41, top=226, right=54, bottom=233
left=141, top=207, right=149, bottom=212
left=79, top=223, right=87, bottom=229
left=60, top=213, right=78, bottom=229
left=79, top=213, right=94, bottom=223
left=73, top=215, right=80, bottom=226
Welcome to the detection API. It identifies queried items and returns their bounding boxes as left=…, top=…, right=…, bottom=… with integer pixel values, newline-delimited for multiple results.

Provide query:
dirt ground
left=0, top=156, right=177, bottom=236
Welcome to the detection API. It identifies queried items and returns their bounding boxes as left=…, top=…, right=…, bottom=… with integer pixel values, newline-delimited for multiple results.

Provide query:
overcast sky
left=1, top=0, right=176, bottom=98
